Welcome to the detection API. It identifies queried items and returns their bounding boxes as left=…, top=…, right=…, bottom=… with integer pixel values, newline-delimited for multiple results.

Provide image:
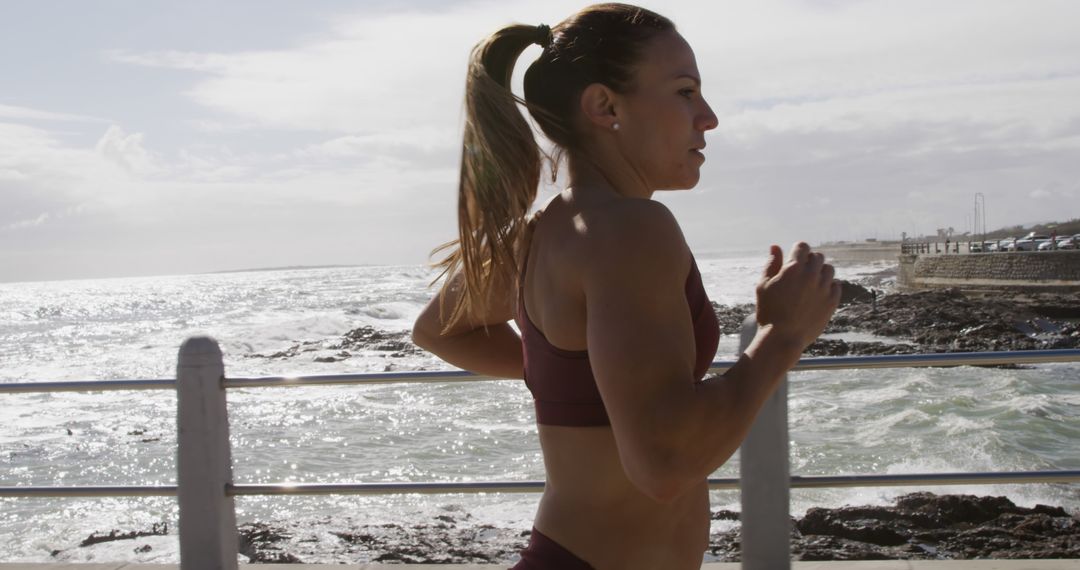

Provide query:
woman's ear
left=579, top=83, right=620, bottom=131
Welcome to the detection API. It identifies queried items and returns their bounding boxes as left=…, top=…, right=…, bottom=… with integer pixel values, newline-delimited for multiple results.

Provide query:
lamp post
left=975, top=193, right=986, bottom=251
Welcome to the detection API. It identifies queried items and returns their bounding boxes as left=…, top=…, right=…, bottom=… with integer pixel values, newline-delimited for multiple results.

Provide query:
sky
left=2, top=0, right=1079, bottom=282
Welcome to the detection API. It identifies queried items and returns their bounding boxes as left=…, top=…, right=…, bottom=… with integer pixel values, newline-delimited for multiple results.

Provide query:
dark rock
left=249, top=326, right=422, bottom=361
left=798, top=508, right=909, bottom=546
left=238, top=522, right=300, bottom=563
left=1033, top=504, right=1071, bottom=518
left=79, top=523, right=168, bottom=547
left=789, top=492, right=1080, bottom=561
left=826, top=288, right=1080, bottom=354
left=213, top=493, right=1080, bottom=563
left=895, top=492, right=1020, bottom=525
left=712, top=302, right=754, bottom=335
left=838, top=280, right=876, bottom=306
left=336, top=326, right=421, bottom=354
left=795, top=535, right=896, bottom=561
left=704, top=287, right=1080, bottom=357
left=804, top=338, right=918, bottom=357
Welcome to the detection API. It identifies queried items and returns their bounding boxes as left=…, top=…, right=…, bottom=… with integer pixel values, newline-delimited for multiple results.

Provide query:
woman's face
left=615, top=32, right=718, bottom=191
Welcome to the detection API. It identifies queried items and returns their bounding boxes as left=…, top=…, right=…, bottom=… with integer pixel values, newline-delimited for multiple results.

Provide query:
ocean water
left=1, top=255, right=1077, bottom=563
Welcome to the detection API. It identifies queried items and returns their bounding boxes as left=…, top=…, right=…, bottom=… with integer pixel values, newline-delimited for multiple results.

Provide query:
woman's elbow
left=411, top=320, right=438, bottom=352
left=624, top=447, right=697, bottom=505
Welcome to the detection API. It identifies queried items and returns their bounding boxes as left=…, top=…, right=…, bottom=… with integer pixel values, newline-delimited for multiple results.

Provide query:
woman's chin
left=677, top=170, right=702, bottom=190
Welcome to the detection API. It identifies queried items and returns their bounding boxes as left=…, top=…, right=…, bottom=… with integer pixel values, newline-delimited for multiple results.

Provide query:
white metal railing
left=1, top=326, right=1079, bottom=570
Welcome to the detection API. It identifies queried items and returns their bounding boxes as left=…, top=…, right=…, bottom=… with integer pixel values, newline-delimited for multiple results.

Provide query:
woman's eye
left=679, top=88, right=697, bottom=99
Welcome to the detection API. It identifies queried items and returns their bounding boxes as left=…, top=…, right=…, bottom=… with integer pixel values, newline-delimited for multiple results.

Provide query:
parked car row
left=970, top=232, right=1080, bottom=252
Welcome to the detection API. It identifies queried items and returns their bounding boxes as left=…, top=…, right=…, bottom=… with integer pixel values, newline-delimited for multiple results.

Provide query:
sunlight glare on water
left=1, top=257, right=1076, bottom=562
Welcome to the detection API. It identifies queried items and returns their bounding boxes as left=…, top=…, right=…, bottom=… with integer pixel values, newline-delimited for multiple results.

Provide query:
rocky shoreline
left=65, top=493, right=1079, bottom=562
left=253, top=278, right=1079, bottom=368
left=713, top=284, right=1080, bottom=358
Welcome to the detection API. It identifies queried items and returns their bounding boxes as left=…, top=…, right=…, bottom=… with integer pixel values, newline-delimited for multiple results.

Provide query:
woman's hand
left=411, top=269, right=524, bottom=380
left=754, top=242, right=841, bottom=350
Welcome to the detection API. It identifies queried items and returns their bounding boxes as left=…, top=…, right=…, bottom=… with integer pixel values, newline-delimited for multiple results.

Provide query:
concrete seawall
left=898, top=250, right=1080, bottom=292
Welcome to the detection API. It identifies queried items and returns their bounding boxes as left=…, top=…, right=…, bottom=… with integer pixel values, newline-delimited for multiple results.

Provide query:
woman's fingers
left=820, top=262, right=835, bottom=288
left=789, top=242, right=810, bottom=264
left=755, top=242, right=841, bottom=346
left=762, top=245, right=783, bottom=280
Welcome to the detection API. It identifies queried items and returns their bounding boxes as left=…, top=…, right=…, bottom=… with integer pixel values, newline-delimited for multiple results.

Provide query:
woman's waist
left=539, top=476, right=709, bottom=520
left=538, top=425, right=705, bottom=502
left=534, top=483, right=710, bottom=569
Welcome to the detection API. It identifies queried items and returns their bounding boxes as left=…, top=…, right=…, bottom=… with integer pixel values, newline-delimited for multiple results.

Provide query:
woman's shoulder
left=590, top=199, right=688, bottom=257
left=578, top=199, right=691, bottom=288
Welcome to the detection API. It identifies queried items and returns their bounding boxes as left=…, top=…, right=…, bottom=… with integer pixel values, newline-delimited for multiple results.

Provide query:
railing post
left=738, top=317, right=791, bottom=569
left=177, top=336, right=238, bottom=570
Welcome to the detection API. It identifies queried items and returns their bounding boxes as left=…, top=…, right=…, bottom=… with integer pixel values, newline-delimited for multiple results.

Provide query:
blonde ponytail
left=432, top=25, right=544, bottom=331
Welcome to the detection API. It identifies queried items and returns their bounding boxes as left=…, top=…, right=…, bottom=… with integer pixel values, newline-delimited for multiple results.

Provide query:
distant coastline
left=814, top=240, right=901, bottom=264
left=204, top=264, right=369, bottom=275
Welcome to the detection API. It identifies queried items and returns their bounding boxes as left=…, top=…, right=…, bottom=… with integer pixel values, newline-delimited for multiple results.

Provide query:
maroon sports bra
left=516, top=254, right=721, bottom=427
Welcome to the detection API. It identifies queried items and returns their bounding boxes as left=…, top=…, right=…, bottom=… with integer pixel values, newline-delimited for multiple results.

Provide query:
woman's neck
left=566, top=151, right=654, bottom=200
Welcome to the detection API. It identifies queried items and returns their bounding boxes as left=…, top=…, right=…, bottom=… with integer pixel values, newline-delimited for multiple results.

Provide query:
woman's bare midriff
left=520, top=193, right=708, bottom=569
left=532, top=425, right=710, bottom=570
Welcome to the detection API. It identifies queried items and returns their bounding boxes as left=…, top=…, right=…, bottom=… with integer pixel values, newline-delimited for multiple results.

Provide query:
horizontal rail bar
left=5, top=470, right=1077, bottom=498
left=227, top=470, right=1080, bottom=496
left=0, top=378, right=175, bottom=394
left=0, top=485, right=177, bottom=497
left=214, top=349, right=1080, bottom=389
left=4, top=349, right=1079, bottom=393
left=792, top=349, right=1080, bottom=371
left=224, top=368, right=487, bottom=389
left=790, top=470, right=1080, bottom=488
left=229, top=481, right=548, bottom=496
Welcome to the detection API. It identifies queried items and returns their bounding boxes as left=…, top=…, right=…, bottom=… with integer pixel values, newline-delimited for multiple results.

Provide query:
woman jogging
left=413, top=4, right=840, bottom=568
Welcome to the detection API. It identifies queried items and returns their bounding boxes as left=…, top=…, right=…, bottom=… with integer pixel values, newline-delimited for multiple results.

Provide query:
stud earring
left=612, top=122, right=620, bottom=131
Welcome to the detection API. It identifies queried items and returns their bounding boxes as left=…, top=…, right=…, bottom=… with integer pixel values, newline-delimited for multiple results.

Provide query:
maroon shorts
left=511, top=527, right=595, bottom=570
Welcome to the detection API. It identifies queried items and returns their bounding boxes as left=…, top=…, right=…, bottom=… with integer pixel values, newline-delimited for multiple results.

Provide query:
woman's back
left=519, top=189, right=712, bottom=569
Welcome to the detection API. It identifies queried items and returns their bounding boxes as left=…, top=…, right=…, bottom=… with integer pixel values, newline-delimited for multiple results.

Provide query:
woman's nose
left=697, top=100, right=719, bottom=132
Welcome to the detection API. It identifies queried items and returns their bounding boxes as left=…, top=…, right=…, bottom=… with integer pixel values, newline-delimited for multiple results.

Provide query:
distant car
left=1042, top=236, right=1077, bottom=250
left=1061, top=237, right=1077, bottom=250
left=970, top=241, right=995, bottom=253
left=1015, top=235, right=1049, bottom=251
left=999, top=238, right=1018, bottom=251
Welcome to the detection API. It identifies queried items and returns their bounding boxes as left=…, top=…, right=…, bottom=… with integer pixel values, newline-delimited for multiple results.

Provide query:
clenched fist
left=755, top=242, right=841, bottom=350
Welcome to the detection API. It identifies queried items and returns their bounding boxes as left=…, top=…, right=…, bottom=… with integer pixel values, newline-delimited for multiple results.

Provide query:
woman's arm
left=412, top=266, right=524, bottom=380
left=584, top=201, right=839, bottom=503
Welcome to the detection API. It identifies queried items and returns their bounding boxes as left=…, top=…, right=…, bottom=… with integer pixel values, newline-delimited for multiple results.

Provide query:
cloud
left=3, top=212, right=49, bottom=231
left=95, top=126, right=161, bottom=175
left=105, top=0, right=582, bottom=134
left=675, top=0, right=1080, bottom=104
left=0, top=103, right=107, bottom=123
left=1030, top=189, right=1053, bottom=199
left=0, top=168, right=28, bottom=181
left=6, top=0, right=1080, bottom=280
left=0, top=121, right=127, bottom=244
left=294, top=127, right=458, bottom=159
